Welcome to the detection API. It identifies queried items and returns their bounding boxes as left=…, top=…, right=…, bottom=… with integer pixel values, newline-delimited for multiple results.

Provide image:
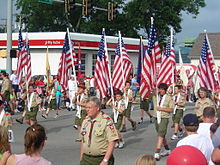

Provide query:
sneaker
left=75, top=138, right=82, bottom=142
left=42, top=114, right=48, bottom=119
left=160, top=149, right=171, bottom=157
left=171, top=134, right=178, bottom=140
left=138, top=120, right=143, bottom=124
left=15, top=118, right=23, bottom=124
left=178, top=130, right=185, bottom=138
left=154, top=153, right=160, bottom=161
left=120, top=127, right=127, bottom=132
left=115, top=142, right=119, bottom=148
left=73, top=125, right=78, bottom=130
left=54, top=114, right=59, bottom=119
left=150, top=117, right=153, bottom=123
left=132, top=121, right=137, bottom=131
left=118, top=141, right=124, bottom=149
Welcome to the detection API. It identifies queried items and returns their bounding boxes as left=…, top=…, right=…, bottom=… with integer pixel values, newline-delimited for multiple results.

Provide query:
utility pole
left=6, top=0, right=12, bottom=75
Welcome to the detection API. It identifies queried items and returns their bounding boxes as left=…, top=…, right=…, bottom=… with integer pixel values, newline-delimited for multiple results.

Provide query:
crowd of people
left=0, top=70, right=220, bottom=165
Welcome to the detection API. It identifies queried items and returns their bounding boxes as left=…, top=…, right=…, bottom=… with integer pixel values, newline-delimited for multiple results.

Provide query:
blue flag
left=137, top=38, right=144, bottom=84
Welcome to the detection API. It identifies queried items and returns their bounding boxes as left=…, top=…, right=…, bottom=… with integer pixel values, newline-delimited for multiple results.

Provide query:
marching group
left=0, top=70, right=220, bottom=165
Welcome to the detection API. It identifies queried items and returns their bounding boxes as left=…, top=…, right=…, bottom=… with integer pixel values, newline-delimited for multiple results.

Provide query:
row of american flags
left=16, top=22, right=217, bottom=98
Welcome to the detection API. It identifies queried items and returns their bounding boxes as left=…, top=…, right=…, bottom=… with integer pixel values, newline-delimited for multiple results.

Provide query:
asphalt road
left=10, top=103, right=195, bottom=165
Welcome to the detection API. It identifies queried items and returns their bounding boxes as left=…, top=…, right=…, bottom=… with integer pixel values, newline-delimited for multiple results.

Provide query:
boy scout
left=120, top=81, right=136, bottom=132
left=73, top=83, right=88, bottom=141
left=25, top=84, right=41, bottom=126
left=80, top=97, right=119, bottom=165
left=1, top=72, right=11, bottom=103
left=195, top=87, right=215, bottom=119
left=153, top=83, right=174, bottom=160
left=106, top=90, right=125, bottom=149
left=171, top=85, right=186, bottom=140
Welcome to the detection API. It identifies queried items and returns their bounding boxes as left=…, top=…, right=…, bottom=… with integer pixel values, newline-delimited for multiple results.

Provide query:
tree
left=16, top=0, right=205, bottom=41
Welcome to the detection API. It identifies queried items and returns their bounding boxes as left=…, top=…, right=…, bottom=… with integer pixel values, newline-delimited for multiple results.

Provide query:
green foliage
left=16, top=0, right=206, bottom=41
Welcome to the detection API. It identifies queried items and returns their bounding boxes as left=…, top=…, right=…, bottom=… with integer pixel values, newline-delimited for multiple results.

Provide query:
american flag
left=157, top=36, right=175, bottom=86
left=25, top=36, right=32, bottom=84
left=17, top=29, right=28, bottom=86
left=94, top=31, right=111, bottom=98
left=112, top=37, right=133, bottom=90
left=140, top=24, right=160, bottom=98
left=197, top=34, right=216, bottom=91
left=57, top=32, right=74, bottom=91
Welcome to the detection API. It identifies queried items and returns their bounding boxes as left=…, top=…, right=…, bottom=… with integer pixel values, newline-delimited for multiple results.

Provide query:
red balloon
left=167, top=145, right=208, bottom=165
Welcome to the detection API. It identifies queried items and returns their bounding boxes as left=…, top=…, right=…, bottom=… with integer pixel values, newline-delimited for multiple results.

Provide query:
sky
left=0, top=0, right=219, bottom=42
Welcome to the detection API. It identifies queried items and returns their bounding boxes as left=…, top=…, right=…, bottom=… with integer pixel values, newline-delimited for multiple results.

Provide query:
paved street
left=10, top=103, right=195, bottom=165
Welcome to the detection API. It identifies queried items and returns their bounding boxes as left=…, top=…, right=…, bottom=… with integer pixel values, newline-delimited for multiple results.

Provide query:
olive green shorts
left=172, top=109, right=184, bottom=124
left=216, top=108, right=220, bottom=118
left=3, top=91, right=10, bottom=102
left=140, top=99, right=150, bottom=111
left=155, top=118, right=169, bottom=137
left=25, top=106, right=38, bottom=121
left=48, top=99, right=56, bottom=110
left=80, top=154, right=114, bottom=165
left=111, top=114, right=123, bottom=130
left=75, top=110, right=87, bottom=126
left=124, top=102, right=132, bottom=118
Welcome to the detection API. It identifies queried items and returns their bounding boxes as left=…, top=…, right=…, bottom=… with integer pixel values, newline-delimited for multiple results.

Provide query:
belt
left=84, top=154, right=105, bottom=158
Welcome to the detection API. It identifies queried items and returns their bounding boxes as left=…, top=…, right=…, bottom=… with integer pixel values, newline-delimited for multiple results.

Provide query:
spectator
left=197, top=107, right=216, bottom=138
left=131, top=74, right=139, bottom=101
left=0, top=125, right=11, bottom=165
left=135, top=155, right=156, bottom=165
left=210, top=123, right=220, bottom=138
left=177, top=113, right=214, bottom=164
left=6, top=124, right=53, bottom=165
left=9, top=71, right=19, bottom=97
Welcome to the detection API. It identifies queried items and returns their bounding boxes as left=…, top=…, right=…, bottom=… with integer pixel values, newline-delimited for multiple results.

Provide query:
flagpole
left=25, top=32, right=29, bottom=107
left=170, top=27, right=175, bottom=93
left=67, top=28, right=77, bottom=83
left=103, top=28, right=115, bottom=109
left=118, top=31, right=126, bottom=87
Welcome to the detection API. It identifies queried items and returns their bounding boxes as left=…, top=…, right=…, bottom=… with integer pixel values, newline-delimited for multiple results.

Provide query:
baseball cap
left=183, top=114, right=199, bottom=126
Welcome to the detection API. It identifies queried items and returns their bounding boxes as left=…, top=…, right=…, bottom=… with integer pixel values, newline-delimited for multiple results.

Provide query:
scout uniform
left=80, top=112, right=119, bottom=165
left=0, top=109, right=12, bottom=129
left=172, top=93, right=186, bottom=124
left=111, top=99, right=126, bottom=130
left=25, top=92, right=41, bottom=121
left=123, top=88, right=133, bottom=118
left=214, top=91, right=220, bottom=118
left=195, top=98, right=214, bottom=117
left=153, top=94, right=174, bottom=137
left=47, top=88, right=56, bottom=110
left=1, top=78, right=11, bottom=102
left=75, top=93, right=88, bottom=126
left=140, top=93, right=153, bottom=112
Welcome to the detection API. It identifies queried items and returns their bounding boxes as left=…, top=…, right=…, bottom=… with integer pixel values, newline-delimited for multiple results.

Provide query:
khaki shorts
left=172, top=109, right=184, bottom=124
left=155, top=118, right=169, bottom=137
left=25, top=106, right=38, bottom=121
left=75, top=110, right=87, bottom=126
left=140, top=99, right=150, bottom=111
left=124, top=102, right=132, bottom=118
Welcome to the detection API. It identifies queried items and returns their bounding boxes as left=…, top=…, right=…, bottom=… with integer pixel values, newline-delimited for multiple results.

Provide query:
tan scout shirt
left=29, top=92, right=41, bottom=108
left=77, top=93, right=88, bottom=111
left=81, top=112, right=119, bottom=156
left=153, top=94, right=174, bottom=118
left=173, top=93, right=186, bottom=109
left=195, top=98, right=214, bottom=117
left=1, top=78, right=11, bottom=94
left=124, top=89, right=133, bottom=102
